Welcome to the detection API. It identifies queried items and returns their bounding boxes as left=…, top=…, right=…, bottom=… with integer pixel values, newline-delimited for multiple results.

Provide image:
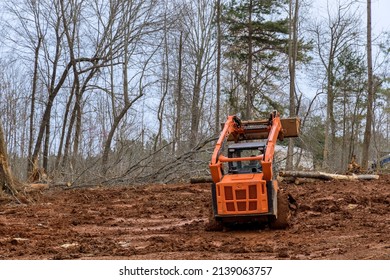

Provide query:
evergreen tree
left=223, top=0, right=289, bottom=118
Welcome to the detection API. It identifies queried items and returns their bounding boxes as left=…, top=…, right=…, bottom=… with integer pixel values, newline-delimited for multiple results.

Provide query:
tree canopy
left=0, top=0, right=389, bottom=187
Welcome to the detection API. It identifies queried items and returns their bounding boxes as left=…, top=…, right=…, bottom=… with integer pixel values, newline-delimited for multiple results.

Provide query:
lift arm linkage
left=210, top=112, right=282, bottom=182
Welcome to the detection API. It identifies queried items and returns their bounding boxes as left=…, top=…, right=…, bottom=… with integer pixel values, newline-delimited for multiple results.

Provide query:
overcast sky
left=313, top=0, right=390, bottom=34
left=372, top=0, right=390, bottom=33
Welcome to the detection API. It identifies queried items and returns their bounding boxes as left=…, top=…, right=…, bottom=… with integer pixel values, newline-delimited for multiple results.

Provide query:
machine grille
left=222, top=185, right=261, bottom=212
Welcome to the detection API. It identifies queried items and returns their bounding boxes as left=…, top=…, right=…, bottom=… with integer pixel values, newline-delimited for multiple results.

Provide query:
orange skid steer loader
left=208, top=111, right=299, bottom=229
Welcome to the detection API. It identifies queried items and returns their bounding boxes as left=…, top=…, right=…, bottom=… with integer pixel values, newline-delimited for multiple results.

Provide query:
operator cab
left=228, top=142, right=265, bottom=174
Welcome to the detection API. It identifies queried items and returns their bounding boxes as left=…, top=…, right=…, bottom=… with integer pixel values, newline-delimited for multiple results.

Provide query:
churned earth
left=0, top=175, right=389, bottom=260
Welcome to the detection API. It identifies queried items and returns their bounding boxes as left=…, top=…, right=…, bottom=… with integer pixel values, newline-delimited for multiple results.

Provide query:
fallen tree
left=190, top=171, right=379, bottom=185
left=279, top=170, right=379, bottom=181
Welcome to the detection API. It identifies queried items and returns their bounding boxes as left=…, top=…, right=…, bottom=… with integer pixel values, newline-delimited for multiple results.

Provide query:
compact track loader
left=208, top=111, right=299, bottom=229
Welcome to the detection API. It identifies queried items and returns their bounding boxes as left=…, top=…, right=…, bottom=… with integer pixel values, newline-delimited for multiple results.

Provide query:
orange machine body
left=209, top=111, right=298, bottom=222
left=216, top=173, right=275, bottom=215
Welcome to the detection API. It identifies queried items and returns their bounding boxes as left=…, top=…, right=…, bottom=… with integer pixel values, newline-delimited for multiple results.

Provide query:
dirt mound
left=0, top=175, right=389, bottom=259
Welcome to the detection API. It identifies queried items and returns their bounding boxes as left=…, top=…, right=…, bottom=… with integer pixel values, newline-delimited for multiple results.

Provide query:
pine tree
left=223, top=0, right=289, bottom=119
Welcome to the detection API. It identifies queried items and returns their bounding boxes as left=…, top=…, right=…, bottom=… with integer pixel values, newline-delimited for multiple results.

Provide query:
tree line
left=0, top=0, right=389, bottom=191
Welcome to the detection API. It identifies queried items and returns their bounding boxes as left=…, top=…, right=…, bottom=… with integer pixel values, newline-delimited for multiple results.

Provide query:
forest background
left=0, top=0, right=389, bottom=189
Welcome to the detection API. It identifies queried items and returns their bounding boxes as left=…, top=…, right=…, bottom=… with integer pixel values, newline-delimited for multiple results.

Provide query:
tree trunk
left=154, top=18, right=169, bottom=152
left=28, top=36, right=42, bottom=175
left=174, top=32, right=183, bottom=154
left=61, top=96, right=78, bottom=169
left=286, top=0, right=299, bottom=170
left=43, top=120, right=50, bottom=171
left=27, top=34, right=70, bottom=177
left=362, top=0, right=373, bottom=170
left=55, top=85, right=75, bottom=169
left=279, top=170, right=379, bottom=181
left=245, top=0, right=253, bottom=120
left=341, top=86, right=347, bottom=171
left=323, top=58, right=336, bottom=171
left=0, top=121, right=18, bottom=194
left=215, top=0, right=221, bottom=134
left=190, top=65, right=202, bottom=147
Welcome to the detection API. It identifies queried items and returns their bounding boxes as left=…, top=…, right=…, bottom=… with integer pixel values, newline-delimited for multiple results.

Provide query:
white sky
left=372, top=0, right=390, bottom=33
left=300, top=0, right=390, bottom=99
left=313, top=0, right=390, bottom=34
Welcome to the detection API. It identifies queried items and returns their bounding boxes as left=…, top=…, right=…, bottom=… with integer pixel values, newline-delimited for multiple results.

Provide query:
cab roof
left=228, top=141, right=266, bottom=150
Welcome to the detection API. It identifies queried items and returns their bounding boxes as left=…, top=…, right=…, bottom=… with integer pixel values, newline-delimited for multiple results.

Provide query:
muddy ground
left=0, top=175, right=389, bottom=260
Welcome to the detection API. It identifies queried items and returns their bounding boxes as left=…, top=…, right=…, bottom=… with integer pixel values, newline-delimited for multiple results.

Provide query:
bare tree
left=29, top=11, right=43, bottom=176
left=101, top=0, right=163, bottom=174
left=173, top=31, right=184, bottom=154
left=154, top=6, right=171, bottom=152
left=311, top=1, right=361, bottom=171
left=3, top=0, right=46, bottom=177
left=183, top=0, right=216, bottom=148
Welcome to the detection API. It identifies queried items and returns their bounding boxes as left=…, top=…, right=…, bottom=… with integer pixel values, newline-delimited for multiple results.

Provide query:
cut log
left=293, top=177, right=321, bottom=185
left=279, top=171, right=379, bottom=181
left=190, top=177, right=213, bottom=184
left=353, top=174, right=380, bottom=180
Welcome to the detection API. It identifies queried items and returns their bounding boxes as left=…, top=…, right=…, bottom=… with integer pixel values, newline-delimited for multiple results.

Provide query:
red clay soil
left=0, top=175, right=389, bottom=260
